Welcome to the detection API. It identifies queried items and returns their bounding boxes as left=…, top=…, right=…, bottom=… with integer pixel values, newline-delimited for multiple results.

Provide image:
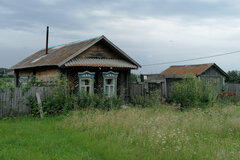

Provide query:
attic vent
left=87, top=52, right=106, bottom=59
left=31, top=55, right=47, bottom=63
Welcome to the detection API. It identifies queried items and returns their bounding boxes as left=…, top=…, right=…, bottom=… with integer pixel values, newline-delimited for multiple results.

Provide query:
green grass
left=1, top=105, right=240, bottom=160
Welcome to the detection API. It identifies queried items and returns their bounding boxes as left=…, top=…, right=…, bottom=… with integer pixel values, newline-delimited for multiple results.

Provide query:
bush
left=76, top=91, right=122, bottom=110
left=130, top=90, right=162, bottom=108
left=27, top=95, right=40, bottom=117
left=27, top=78, right=75, bottom=116
left=0, top=78, right=14, bottom=91
left=171, top=74, right=216, bottom=109
left=130, top=96, right=154, bottom=108
left=27, top=78, right=123, bottom=117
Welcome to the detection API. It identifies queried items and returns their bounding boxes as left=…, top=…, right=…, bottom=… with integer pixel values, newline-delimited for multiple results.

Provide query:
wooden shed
left=11, top=35, right=141, bottom=100
left=142, top=63, right=228, bottom=98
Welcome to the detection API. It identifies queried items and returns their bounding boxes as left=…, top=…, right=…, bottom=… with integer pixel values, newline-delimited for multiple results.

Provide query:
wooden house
left=141, top=63, right=228, bottom=98
left=11, top=35, right=141, bottom=100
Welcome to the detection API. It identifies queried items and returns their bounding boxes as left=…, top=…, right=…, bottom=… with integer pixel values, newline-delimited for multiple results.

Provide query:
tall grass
left=1, top=104, right=239, bottom=160
left=61, top=105, right=240, bottom=160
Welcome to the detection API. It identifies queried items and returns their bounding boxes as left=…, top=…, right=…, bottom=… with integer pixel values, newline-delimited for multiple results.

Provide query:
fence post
left=36, top=92, right=44, bottom=118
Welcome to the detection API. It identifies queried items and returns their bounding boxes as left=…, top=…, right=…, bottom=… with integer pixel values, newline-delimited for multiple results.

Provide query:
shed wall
left=200, top=66, right=224, bottom=93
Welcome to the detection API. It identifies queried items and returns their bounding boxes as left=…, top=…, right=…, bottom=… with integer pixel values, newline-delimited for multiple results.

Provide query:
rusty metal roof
left=65, top=58, right=138, bottom=69
left=11, top=35, right=140, bottom=69
left=161, top=63, right=228, bottom=77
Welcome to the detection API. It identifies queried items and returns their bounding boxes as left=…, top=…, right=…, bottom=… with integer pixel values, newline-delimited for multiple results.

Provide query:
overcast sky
left=1, top=0, right=240, bottom=74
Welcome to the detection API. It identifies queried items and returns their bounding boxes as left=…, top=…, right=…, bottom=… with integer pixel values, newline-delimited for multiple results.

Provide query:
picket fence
left=0, top=83, right=240, bottom=118
left=0, top=87, right=51, bottom=118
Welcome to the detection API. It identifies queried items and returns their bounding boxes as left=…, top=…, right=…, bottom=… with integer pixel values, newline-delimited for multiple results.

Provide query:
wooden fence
left=0, top=87, right=51, bottom=118
left=225, top=83, right=240, bottom=97
left=129, top=82, right=240, bottom=98
left=130, top=83, right=145, bottom=98
left=1, top=83, right=240, bottom=118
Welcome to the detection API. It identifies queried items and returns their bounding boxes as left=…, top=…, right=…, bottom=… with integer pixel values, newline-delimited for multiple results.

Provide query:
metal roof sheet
left=11, top=35, right=141, bottom=69
left=65, top=58, right=138, bottom=69
left=161, top=63, right=228, bottom=77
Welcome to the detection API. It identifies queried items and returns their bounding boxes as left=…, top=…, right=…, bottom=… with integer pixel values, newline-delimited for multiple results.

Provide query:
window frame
left=78, top=71, right=95, bottom=95
left=103, top=71, right=118, bottom=97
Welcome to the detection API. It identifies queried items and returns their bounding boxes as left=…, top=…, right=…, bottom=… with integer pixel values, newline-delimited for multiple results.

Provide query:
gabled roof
left=11, top=35, right=141, bottom=69
left=161, top=63, right=228, bottom=77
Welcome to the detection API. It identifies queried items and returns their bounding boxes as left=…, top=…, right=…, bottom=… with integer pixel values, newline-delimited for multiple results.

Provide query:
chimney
left=45, top=26, right=49, bottom=54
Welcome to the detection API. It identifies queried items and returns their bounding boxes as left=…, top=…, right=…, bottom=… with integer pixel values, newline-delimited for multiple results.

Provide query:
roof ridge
left=170, top=63, right=214, bottom=67
left=45, top=35, right=102, bottom=49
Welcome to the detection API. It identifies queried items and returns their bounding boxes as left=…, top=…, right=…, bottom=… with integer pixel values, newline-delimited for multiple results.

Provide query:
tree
left=226, top=70, right=240, bottom=83
left=130, top=73, right=138, bottom=82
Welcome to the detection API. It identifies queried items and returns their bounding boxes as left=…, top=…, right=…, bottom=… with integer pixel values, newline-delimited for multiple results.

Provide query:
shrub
left=27, top=78, right=123, bottom=117
left=130, top=96, right=154, bottom=108
left=76, top=91, right=122, bottom=110
left=171, top=74, right=216, bottom=109
left=27, top=95, right=39, bottom=117
left=130, top=89, right=162, bottom=108
left=27, top=77, right=75, bottom=116
left=0, top=78, right=14, bottom=91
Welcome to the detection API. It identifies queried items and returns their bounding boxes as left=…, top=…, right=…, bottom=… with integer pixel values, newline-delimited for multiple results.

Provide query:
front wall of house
left=76, top=41, right=123, bottom=59
left=36, top=68, right=60, bottom=82
left=18, top=70, right=33, bottom=77
left=16, top=67, right=60, bottom=85
left=64, top=67, right=130, bottom=101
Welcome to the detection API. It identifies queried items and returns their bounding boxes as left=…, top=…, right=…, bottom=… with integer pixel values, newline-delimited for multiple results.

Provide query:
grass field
left=1, top=104, right=240, bottom=160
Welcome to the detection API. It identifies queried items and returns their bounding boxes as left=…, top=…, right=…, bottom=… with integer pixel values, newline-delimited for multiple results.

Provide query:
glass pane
left=81, top=80, right=85, bottom=85
left=110, top=86, right=114, bottom=96
left=105, top=86, right=109, bottom=95
left=106, top=79, right=113, bottom=85
left=81, top=79, right=90, bottom=85
left=86, top=86, right=90, bottom=93
left=85, top=79, right=90, bottom=85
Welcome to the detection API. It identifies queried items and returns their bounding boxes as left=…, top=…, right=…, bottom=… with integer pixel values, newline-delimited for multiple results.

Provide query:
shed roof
left=11, top=35, right=141, bottom=69
left=161, top=63, right=228, bottom=77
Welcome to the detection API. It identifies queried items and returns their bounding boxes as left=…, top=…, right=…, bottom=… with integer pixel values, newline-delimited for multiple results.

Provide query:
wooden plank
left=36, top=92, right=44, bottom=118
left=0, top=86, right=53, bottom=117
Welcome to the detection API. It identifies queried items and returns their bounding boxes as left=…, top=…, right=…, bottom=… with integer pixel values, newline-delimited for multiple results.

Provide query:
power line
left=142, top=50, right=240, bottom=67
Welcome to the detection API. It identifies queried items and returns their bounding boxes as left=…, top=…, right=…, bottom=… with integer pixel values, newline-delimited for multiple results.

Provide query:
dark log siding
left=63, top=67, right=130, bottom=100
left=76, top=41, right=123, bottom=59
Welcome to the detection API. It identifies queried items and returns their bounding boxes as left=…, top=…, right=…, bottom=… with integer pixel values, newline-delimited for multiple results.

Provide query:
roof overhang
left=64, top=58, right=138, bottom=69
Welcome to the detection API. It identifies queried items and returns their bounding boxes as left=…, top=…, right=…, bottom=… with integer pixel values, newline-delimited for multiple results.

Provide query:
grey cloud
left=1, top=0, right=240, bottom=73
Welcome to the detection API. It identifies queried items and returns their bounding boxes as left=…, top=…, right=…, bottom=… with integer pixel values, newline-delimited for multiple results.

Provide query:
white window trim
left=78, top=71, right=95, bottom=95
left=103, top=71, right=118, bottom=97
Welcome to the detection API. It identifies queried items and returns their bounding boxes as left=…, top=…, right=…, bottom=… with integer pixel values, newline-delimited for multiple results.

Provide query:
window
left=78, top=71, right=95, bottom=95
left=19, top=76, right=29, bottom=85
left=103, top=71, right=118, bottom=97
